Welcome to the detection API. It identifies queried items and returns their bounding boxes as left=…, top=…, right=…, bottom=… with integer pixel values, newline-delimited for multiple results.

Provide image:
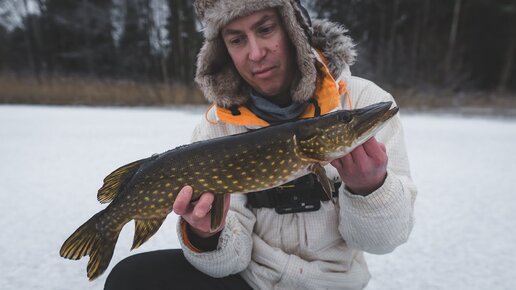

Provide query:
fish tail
left=60, top=210, right=121, bottom=280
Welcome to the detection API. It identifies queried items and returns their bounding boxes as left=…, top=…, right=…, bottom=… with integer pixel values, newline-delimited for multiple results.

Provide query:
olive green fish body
left=60, top=102, right=399, bottom=280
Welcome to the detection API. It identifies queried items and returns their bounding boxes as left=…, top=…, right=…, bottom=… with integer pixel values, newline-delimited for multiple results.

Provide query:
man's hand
left=172, top=186, right=230, bottom=238
left=330, top=137, right=388, bottom=196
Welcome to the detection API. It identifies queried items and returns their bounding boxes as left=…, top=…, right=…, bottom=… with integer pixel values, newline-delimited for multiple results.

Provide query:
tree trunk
left=496, top=18, right=515, bottom=92
left=387, top=0, right=400, bottom=77
left=445, top=0, right=462, bottom=83
left=22, top=0, right=39, bottom=79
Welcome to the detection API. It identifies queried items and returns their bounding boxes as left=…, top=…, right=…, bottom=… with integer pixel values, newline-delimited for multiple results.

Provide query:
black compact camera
left=247, top=174, right=341, bottom=214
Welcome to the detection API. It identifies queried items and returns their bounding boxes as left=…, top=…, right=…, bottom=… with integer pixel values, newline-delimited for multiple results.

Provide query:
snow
left=0, top=105, right=515, bottom=290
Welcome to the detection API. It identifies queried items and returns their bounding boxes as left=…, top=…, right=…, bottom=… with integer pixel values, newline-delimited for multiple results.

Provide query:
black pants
left=104, top=249, right=253, bottom=290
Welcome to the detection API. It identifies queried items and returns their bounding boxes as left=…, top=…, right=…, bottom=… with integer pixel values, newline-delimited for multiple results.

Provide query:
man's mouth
left=252, top=66, right=276, bottom=78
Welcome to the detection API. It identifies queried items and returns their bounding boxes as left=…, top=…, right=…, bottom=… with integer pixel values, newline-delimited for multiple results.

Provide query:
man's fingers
left=173, top=186, right=193, bottom=215
left=362, top=137, right=387, bottom=162
left=193, top=192, right=214, bottom=218
left=224, top=194, right=231, bottom=212
left=350, top=143, right=366, bottom=163
left=379, top=142, right=387, bottom=153
left=330, top=158, right=343, bottom=170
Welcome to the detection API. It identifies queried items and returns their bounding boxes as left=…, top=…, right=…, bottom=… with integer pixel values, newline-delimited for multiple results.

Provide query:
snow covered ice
left=1, top=105, right=515, bottom=290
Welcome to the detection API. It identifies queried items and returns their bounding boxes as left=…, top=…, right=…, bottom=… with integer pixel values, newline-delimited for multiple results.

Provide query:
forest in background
left=0, top=0, right=515, bottom=107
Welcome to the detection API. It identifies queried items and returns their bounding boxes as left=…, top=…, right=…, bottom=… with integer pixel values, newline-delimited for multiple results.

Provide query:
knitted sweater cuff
left=177, top=212, right=250, bottom=277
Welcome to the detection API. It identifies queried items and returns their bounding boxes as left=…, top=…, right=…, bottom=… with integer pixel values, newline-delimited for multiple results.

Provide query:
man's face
left=222, top=8, right=296, bottom=103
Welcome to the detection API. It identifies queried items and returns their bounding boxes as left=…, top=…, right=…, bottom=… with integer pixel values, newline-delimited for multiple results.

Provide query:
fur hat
left=193, top=0, right=356, bottom=108
left=194, top=0, right=316, bottom=108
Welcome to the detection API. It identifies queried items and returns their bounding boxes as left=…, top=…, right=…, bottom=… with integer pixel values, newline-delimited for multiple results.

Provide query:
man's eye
left=260, top=25, right=275, bottom=35
left=230, top=37, right=244, bottom=45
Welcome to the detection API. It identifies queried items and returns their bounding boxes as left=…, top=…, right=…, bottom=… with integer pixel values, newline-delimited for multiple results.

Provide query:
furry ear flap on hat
left=292, top=0, right=312, bottom=36
left=193, top=0, right=215, bottom=22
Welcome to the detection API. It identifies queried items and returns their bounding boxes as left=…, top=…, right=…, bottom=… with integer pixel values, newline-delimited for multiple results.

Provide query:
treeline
left=309, top=0, right=516, bottom=92
left=0, top=0, right=200, bottom=84
left=0, top=0, right=515, bottom=95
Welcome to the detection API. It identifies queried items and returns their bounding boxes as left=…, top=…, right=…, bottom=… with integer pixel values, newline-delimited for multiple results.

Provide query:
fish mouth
left=352, top=101, right=399, bottom=137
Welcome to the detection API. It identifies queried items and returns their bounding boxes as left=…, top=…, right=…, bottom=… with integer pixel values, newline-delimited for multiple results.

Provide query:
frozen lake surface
left=1, top=105, right=515, bottom=290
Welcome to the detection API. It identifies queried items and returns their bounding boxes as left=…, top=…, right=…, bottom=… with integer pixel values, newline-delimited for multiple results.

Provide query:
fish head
left=295, top=101, right=399, bottom=162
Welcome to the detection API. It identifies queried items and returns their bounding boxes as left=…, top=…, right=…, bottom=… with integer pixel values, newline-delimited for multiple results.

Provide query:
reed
left=0, top=75, right=206, bottom=106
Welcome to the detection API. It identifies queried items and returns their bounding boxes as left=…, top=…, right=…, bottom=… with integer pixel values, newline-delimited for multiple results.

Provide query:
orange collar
left=213, top=52, right=346, bottom=127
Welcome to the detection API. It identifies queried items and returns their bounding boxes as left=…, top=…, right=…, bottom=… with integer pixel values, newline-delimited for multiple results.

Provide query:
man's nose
left=248, top=36, right=266, bottom=62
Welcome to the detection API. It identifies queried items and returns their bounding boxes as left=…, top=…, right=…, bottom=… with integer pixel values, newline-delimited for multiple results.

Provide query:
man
left=105, top=1, right=417, bottom=289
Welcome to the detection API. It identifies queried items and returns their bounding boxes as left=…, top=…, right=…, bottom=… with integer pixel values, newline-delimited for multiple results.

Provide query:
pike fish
left=60, top=101, right=398, bottom=280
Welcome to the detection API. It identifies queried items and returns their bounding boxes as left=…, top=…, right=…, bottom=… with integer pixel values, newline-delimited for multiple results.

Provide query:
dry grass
left=0, top=74, right=206, bottom=106
left=391, top=87, right=516, bottom=116
left=1, top=74, right=514, bottom=117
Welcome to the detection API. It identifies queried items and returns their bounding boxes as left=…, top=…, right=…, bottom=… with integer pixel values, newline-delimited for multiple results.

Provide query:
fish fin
left=292, top=134, right=326, bottom=162
left=310, top=163, right=336, bottom=205
left=131, top=217, right=166, bottom=250
left=210, top=194, right=225, bottom=231
left=97, top=156, right=154, bottom=204
left=60, top=210, right=121, bottom=280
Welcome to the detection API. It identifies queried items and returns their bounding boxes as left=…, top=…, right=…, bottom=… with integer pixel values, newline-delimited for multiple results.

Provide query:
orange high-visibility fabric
left=214, top=54, right=343, bottom=127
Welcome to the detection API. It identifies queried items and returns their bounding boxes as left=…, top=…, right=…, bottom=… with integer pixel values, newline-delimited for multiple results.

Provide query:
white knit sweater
left=176, top=76, right=417, bottom=289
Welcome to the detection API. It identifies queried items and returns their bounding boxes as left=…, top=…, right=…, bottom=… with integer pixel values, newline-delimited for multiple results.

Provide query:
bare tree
left=445, top=0, right=462, bottom=83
